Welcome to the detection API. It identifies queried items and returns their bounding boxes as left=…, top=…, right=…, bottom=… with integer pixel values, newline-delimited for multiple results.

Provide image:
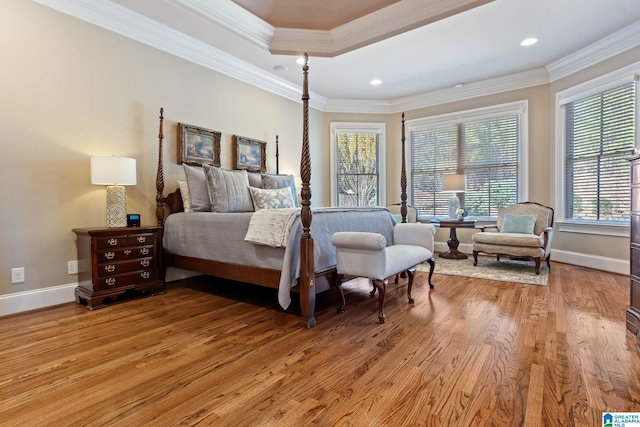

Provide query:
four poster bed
left=154, top=55, right=412, bottom=328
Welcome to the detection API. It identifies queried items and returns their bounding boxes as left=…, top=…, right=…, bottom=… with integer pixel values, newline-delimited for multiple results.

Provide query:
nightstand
left=73, top=225, right=164, bottom=310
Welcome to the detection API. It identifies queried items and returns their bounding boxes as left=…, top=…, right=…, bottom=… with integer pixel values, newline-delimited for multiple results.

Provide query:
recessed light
left=520, top=37, right=538, bottom=47
left=454, top=83, right=464, bottom=88
left=272, top=65, right=287, bottom=72
left=370, top=79, right=382, bottom=86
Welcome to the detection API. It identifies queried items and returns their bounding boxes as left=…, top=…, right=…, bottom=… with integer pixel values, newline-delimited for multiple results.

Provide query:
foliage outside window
left=330, top=123, right=385, bottom=208
left=563, top=81, right=635, bottom=223
left=409, top=106, right=523, bottom=218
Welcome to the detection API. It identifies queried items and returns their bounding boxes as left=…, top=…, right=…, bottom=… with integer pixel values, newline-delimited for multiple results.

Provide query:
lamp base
left=106, top=185, right=127, bottom=228
left=448, top=193, right=460, bottom=219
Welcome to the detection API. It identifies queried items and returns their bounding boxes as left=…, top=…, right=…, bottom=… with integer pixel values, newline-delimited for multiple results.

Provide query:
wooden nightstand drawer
left=127, top=233, right=155, bottom=246
left=98, top=245, right=154, bottom=262
left=96, top=235, right=128, bottom=249
left=98, top=257, right=155, bottom=277
left=97, top=269, right=158, bottom=289
left=73, top=226, right=164, bottom=310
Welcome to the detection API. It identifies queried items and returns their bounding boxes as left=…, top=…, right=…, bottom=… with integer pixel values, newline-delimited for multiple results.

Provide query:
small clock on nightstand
left=73, top=225, right=164, bottom=310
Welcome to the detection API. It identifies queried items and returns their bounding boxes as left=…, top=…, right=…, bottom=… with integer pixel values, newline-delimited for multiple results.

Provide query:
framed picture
left=232, top=135, right=266, bottom=172
left=178, top=123, right=221, bottom=166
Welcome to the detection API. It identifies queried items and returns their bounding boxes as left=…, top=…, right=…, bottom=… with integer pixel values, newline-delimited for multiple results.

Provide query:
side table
left=73, top=225, right=164, bottom=310
left=437, top=219, right=476, bottom=259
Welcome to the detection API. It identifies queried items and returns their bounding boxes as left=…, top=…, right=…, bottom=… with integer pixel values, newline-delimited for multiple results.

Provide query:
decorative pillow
left=247, top=172, right=262, bottom=188
left=249, top=186, right=295, bottom=211
left=183, top=164, right=210, bottom=212
left=177, top=180, right=191, bottom=213
left=500, top=214, right=538, bottom=234
left=262, top=173, right=299, bottom=207
left=203, top=165, right=254, bottom=213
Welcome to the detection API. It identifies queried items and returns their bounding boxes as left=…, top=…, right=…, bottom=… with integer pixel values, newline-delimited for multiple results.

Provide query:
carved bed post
left=275, top=135, right=279, bottom=174
left=400, top=112, right=408, bottom=223
left=299, top=53, right=316, bottom=328
left=156, top=107, right=165, bottom=226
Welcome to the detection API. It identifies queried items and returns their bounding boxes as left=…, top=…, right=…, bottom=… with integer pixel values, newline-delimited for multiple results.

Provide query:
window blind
left=462, top=116, right=519, bottom=216
left=410, top=115, right=519, bottom=217
left=564, top=82, right=635, bottom=222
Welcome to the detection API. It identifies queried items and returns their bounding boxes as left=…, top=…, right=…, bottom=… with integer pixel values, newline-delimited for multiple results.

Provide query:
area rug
left=417, top=256, right=549, bottom=286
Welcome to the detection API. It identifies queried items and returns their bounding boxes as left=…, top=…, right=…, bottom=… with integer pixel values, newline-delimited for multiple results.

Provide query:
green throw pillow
left=500, top=214, right=537, bottom=234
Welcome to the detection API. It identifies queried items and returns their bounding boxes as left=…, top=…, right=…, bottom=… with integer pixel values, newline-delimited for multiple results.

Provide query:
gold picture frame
left=178, top=123, right=221, bottom=166
left=232, top=135, right=266, bottom=172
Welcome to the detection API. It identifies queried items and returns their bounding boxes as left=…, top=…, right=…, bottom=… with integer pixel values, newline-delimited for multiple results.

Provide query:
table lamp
left=91, top=156, right=137, bottom=227
left=442, top=173, right=466, bottom=219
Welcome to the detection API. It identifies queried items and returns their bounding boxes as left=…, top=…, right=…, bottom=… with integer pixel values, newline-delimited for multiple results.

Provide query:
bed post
left=275, top=135, right=279, bottom=174
left=156, top=107, right=165, bottom=226
left=400, top=112, right=408, bottom=223
left=298, top=53, right=316, bottom=328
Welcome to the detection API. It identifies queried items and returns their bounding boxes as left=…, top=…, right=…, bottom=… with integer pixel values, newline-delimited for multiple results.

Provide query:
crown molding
left=31, top=0, right=636, bottom=115
left=172, top=0, right=273, bottom=51
left=32, top=0, right=326, bottom=111
left=546, top=21, right=640, bottom=82
left=325, top=68, right=550, bottom=114
left=269, top=0, right=494, bottom=57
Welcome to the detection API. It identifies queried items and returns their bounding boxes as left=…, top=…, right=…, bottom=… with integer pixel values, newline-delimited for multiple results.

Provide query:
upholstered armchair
left=472, top=202, right=554, bottom=274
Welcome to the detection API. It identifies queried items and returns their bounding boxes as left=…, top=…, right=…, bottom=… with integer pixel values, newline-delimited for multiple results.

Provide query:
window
left=330, top=122, right=385, bottom=207
left=556, top=68, right=638, bottom=235
left=563, top=82, right=635, bottom=223
left=408, top=101, right=527, bottom=218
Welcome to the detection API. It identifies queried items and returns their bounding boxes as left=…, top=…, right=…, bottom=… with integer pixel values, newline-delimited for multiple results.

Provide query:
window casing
left=555, top=67, right=638, bottom=236
left=407, top=101, right=528, bottom=219
left=330, top=122, right=386, bottom=207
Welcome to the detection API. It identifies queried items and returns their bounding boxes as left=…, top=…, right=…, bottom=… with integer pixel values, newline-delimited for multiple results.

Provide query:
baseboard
left=0, top=282, right=78, bottom=317
left=551, top=249, right=629, bottom=275
left=0, top=249, right=630, bottom=318
left=434, top=243, right=629, bottom=276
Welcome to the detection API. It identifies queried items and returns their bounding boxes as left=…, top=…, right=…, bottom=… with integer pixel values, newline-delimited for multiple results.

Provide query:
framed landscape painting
left=232, top=135, right=266, bottom=172
left=178, top=123, right=221, bottom=166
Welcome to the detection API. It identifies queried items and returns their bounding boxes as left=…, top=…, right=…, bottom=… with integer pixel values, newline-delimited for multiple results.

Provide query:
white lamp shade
left=91, top=157, right=137, bottom=186
left=442, top=174, right=466, bottom=192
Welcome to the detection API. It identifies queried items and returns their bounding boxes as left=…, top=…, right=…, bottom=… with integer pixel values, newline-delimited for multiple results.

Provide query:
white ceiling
left=34, top=0, right=640, bottom=113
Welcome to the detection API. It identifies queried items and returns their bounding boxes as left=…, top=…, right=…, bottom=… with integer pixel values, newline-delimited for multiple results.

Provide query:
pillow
left=262, top=173, right=299, bottom=207
left=249, top=186, right=295, bottom=211
left=500, top=214, right=538, bottom=234
left=203, top=165, right=254, bottom=213
left=177, top=180, right=191, bottom=213
left=183, top=164, right=210, bottom=212
left=247, top=172, right=262, bottom=188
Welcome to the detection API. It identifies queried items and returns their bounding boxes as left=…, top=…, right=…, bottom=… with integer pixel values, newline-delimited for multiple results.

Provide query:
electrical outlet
left=68, top=260, right=78, bottom=275
left=11, top=267, right=25, bottom=284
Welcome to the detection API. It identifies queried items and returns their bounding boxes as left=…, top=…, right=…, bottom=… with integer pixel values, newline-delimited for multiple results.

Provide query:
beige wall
left=1, top=0, right=638, bottom=299
left=0, top=0, right=323, bottom=296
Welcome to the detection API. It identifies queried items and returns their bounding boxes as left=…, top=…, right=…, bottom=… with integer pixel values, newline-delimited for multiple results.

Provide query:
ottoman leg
left=373, top=278, right=388, bottom=324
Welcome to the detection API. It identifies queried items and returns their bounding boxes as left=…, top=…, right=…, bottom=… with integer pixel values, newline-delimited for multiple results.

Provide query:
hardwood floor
left=0, top=262, right=639, bottom=426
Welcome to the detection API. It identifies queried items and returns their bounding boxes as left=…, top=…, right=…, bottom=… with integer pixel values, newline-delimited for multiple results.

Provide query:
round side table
left=437, top=219, right=476, bottom=259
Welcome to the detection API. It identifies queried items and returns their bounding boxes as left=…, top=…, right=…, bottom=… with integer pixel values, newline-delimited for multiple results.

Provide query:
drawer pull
left=124, top=250, right=132, bottom=255
left=107, top=238, right=118, bottom=246
left=140, top=248, right=150, bottom=255
left=141, top=259, right=150, bottom=267
left=137, top=236, right=147, bottom=243
left=105, top=265, right=116, bottom=273
left=141, top=272, right=150, bottom=279
left=106, top=277, right=116, bottom=286
left=105, top=252, right=115, bottom=260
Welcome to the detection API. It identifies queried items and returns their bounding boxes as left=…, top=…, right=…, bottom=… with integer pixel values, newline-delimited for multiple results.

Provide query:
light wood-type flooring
left=1, top=261, right=639, bottom=426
